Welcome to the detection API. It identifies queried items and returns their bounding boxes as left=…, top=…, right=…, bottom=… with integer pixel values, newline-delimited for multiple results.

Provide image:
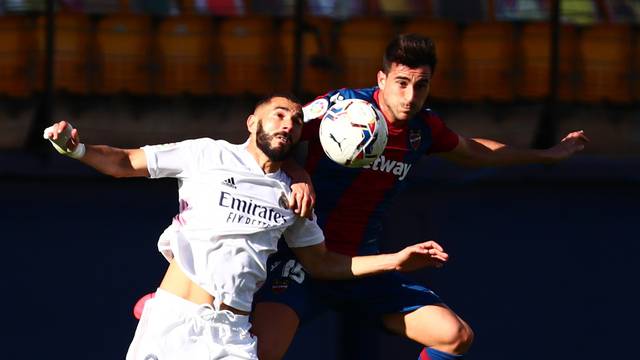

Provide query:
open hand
left=393, top=240, right=449, bottom=272
left=545, top=130, right=590, bottom=162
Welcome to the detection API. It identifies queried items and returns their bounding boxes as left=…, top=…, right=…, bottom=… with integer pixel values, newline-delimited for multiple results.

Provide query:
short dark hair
left=254, top=93, right=301, bottom=112
left=382, top=33, right=437, bottom=74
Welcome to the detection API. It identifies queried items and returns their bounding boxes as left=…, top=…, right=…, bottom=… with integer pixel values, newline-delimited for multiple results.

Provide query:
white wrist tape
left=68, top=143, right=86, bottom=159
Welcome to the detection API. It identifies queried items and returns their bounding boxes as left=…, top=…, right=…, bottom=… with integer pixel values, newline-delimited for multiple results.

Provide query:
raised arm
left=291, top=240, right=448, bottom=280
left=43, top=120, right=149, bottom=178
left=440, top=130, right=590, bottom=167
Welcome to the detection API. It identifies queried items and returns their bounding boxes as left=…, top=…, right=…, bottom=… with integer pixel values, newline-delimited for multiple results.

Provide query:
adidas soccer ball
left=319, top=99, right=388, bottom=168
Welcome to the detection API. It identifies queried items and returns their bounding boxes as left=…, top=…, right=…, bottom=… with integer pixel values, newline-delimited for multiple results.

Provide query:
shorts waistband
left=154, top=288, right=250, bottom=327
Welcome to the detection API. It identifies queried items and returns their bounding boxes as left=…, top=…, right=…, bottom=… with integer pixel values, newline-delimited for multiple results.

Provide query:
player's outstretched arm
left=43, top=120, right=149, bottom=178
left=292, top=240, right=448, bottom=280
left=441, top=130, right=590, bottom=167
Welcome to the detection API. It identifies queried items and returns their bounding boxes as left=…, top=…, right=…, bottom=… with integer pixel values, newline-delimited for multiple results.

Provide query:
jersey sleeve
left=425, top=113, right=460, bottom=154
left=301, top=93, right=331, bottom=142
left=142, top=138, right=213, bottom=179
left=301, top=88, right=373, bottom=142
left=302, top=88, right=354, bottom=142
left=283, top=214, right=325, bottom=248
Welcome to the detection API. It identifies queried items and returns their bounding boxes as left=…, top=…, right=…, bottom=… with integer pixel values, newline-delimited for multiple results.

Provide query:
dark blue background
left=2, top=154, right=638, bottom=359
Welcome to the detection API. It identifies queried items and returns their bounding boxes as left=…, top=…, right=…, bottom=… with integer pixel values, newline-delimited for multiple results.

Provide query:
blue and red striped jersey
left=301, top=87, right=459, bottom=256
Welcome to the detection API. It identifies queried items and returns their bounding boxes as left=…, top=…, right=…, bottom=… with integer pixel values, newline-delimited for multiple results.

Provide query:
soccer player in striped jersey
left=44, top=94, right=449, bottom=360
left=252, top=34, right=589, bottom=360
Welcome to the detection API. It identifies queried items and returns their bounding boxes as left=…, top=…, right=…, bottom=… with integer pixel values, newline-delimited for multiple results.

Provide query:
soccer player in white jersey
left=43, top=94, right=450, bottom=360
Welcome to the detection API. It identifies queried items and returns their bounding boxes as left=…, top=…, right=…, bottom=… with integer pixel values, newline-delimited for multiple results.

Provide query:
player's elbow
left=109, top=170, right=129, bottom=178
left=440, top=152, right=486, bottom=169
left=302, top=257, right=353, bottom=280
left=299, top=259, right=325, bottom=279
left=300, top=257, right=342, bottom=280
left=104, top=166, right=132, bottom=178
left=108, top=159, right=146, bottom=178
left=294, top=244, right=351, bottom=280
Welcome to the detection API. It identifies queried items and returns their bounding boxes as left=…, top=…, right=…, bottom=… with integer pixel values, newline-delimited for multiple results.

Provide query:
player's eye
left=415, top=81, right=429, bottom=90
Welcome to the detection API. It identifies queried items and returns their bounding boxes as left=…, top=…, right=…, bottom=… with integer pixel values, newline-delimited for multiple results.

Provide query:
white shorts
left=126, top=288, right=258, bottom=360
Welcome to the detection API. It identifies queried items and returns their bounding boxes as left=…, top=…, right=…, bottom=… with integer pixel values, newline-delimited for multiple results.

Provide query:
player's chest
left=383, top=126, right=430, bottom=160
left=180, top=172, right=290, bottom=212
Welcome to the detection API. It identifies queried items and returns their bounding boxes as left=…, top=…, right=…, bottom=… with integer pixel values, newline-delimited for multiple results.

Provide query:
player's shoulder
left=144, top=137, right=215, bottom=151
left=177, top=137, right=225, bottom=152
left=167, top=137, right=216, bottom=146
left=210, top=138, right=240, bottom=151
left=173, top=138, right=246, bottom=158
left=303, top=86, right=378, bottom=122
left=326, top=87, right=377, bottom=104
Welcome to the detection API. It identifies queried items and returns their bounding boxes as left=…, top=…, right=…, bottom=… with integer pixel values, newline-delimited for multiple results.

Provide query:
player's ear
left=377, top=70, right=386, bottom=89
left=247, top=114, right=256, bottom=133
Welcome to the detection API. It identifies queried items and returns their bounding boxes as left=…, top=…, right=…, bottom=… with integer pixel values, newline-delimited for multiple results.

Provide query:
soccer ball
left=319, top=99, right=388, bottom=168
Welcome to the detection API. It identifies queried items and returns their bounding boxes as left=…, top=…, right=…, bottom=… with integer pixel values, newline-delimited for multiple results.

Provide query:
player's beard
left=256, top=120, right=294, bottom=161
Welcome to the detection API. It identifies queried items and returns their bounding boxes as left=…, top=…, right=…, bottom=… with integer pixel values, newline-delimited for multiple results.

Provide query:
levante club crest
left=409, top=129, right=422, bottom=151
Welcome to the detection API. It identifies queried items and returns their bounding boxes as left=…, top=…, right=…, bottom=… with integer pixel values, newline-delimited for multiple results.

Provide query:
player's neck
left=246, top=142, right=281, bottom=174
left=258, top=159, right=281, bottom=173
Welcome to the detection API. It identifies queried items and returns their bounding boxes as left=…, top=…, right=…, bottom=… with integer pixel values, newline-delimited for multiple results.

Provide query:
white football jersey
left=142, top=138, right=324, bottom=311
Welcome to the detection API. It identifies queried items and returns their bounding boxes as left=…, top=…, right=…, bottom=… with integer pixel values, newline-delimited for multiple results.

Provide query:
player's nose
left=404, top=86, right=416, bottom=102
left=281, top=116, right=294, bottom=131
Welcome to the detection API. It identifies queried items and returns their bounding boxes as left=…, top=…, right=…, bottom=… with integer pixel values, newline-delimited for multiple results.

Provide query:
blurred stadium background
left=1, top=1, right=639, bottom=359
